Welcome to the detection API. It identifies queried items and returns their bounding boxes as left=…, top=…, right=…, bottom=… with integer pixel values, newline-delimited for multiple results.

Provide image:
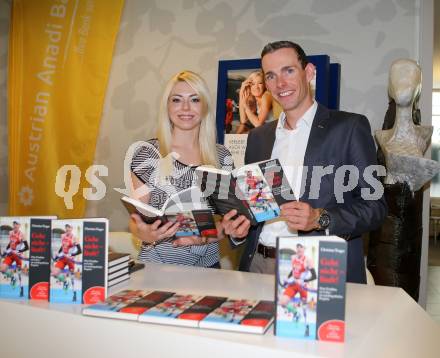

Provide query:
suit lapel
left=301, top=104, right=330, bottom=201
left=303, top=104, right=330, bottom=167
left=260, top=120, right=277, bottom=160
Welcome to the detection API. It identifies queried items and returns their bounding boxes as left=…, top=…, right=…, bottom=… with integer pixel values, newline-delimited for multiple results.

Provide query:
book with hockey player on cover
left=0, top=216, right=57, bottom=300
left=81, top=288, right=275, bottom=334
left=199, top=298, right=275, bottom=334
left=138, top=293, right=203, bottom=327
left=83, top=290, right=176, bottom=320
left=195, top=158, right=295, bottom=225
left=82, top=289, right=148, bottom=320
left=83, top=289, right=184, bottom=320
left=49, top=218, right=108, bottom=304
left=275, top=236, right=347, bottom=343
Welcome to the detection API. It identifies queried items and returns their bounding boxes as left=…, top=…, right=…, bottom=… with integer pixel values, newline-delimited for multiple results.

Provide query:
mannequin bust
left=375, top=59, right=440, bottom=191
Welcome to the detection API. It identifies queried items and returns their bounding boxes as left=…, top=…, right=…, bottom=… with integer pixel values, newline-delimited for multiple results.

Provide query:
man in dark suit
left=235, top=41, right=387, bottom=284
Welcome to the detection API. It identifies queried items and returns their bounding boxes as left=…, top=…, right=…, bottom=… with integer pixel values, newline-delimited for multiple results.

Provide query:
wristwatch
left=317, top=209, right=331, bottom=231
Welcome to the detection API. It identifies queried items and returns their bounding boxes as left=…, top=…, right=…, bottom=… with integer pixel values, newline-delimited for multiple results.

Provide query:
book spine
left=108, top=267, right=129, bottom=280
left=29, top=219, right=52, bottom=300
left=316, top=240, right=347, bottom=342
left=82, top=221, right=107, bottom=304
left=108, top=261, right=130, bottom=273
left=274, top=237, right=281, bottom=335
left=108, top=256, right=130, bottom=268
left=107, top=274, right=130, bottom=288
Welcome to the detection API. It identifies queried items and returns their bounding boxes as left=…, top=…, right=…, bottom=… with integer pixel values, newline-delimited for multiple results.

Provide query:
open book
left=195, top=158, right=295, bottom=225
left=120, top=187, right=218, bottom=239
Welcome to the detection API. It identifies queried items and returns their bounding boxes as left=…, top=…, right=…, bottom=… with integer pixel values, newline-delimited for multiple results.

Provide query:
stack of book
left=128, top=259, right=145, bottom=274
left=108, top=252, right=131, bottom=288
left=82, top=289, right=275, bottom=335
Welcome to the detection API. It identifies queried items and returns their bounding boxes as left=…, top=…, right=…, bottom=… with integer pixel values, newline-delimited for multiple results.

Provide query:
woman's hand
left=245, top=91, right=272, bottom=127
left=239, top=80, right=251, bottom=95
left=130, top=214, right=180, bottom=245
left=172, top=220, right=225, bottom=247
left=239, top=84, right=251, bottom=125
left=240, top=87, right=250, bottom=107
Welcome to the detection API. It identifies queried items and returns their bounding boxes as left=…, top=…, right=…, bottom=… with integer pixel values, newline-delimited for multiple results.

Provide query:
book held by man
left=275, top=235, right=347, bottom=343
left=196, top=158, right=295, bottom=225
left=120, top=187, right=218, bottom=239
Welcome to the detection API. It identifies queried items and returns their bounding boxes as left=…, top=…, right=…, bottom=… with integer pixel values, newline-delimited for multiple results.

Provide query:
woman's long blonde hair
left=156, top=70, right=219, bottom=168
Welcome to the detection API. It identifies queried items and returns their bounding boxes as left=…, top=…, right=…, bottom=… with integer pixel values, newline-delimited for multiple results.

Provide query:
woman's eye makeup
left=169, top=95, right=200, bottom=104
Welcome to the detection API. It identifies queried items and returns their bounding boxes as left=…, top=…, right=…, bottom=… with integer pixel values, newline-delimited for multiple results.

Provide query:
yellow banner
left=8, top=0, right=124, bottom=217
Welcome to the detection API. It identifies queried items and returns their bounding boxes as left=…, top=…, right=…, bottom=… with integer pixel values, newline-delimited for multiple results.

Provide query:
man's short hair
left=65, top=224, right=72, bottom=229
left=13, top=221, right=19, bottom=225
left=296, top=243, right=304, bottom=249
left=261, top=41, right=309, bottom=69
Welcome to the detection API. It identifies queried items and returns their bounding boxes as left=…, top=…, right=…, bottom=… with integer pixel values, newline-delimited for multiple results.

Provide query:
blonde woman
left=237, top=70, right=273, bottom=134
left=129, top=71, right=250, bottom=268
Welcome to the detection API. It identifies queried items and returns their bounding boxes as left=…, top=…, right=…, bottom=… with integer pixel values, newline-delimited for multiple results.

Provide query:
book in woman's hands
left=120, top=187, right=218, bottom=239
left=195, top=158, right=295, bottom=225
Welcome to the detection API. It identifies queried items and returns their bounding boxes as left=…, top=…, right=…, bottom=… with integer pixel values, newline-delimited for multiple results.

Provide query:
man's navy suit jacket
left=239, top=103, right=387, bottom=284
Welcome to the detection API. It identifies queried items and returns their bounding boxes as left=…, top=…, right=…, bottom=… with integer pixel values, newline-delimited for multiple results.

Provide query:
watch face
left=319, top=213, right=330, bottom=228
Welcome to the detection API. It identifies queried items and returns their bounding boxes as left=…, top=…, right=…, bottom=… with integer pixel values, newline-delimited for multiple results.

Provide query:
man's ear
left=305, top=63, right=316, bottom=83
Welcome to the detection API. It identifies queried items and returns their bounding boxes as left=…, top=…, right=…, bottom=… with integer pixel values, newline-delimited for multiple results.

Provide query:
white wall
left=83, top=0, right=424, bottom=230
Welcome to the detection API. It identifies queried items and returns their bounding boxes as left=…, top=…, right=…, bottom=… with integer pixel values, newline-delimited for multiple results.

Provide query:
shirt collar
left=276, top=100, right=318, bottom=131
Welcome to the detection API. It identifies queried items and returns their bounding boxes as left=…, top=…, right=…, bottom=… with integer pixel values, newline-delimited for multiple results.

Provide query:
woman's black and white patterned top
left=131, top=138, right=233, bottom=267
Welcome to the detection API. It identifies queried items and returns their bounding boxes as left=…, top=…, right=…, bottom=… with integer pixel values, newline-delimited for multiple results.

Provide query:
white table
left=0, top=263, right=439, bottom=358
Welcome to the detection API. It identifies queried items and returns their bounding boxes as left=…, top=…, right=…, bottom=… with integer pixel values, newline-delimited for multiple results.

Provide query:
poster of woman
left=216, top=56, right=335, bottom=167
left=226, top=69, right=276, bottom=135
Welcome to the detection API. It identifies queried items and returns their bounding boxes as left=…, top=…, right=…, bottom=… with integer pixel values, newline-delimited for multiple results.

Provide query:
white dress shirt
left=258, top=101, right=318, bottom=247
